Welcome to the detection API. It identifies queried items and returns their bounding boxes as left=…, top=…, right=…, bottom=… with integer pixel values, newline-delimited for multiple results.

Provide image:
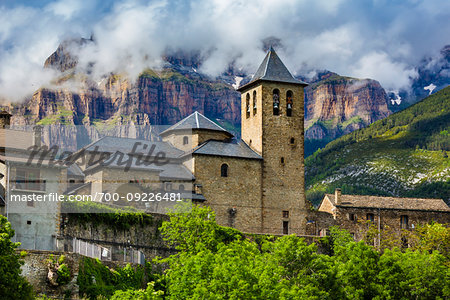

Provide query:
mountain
left=389, top=44, right=450, bottom=112
left=305, top=86, right=450, bottom=206
left=4, top=40, right=390, bottom=151
left=304, top=71, right=390, bottom=156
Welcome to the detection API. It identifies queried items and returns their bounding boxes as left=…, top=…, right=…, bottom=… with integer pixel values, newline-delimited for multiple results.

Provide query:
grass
left=36, top=106, right=73, bottom=125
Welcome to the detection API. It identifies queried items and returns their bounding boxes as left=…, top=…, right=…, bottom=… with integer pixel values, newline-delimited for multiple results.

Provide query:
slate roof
left=325, top=193, right=450, bottom=212
left=84, top=152, right=163, bottom=173
left=83, top=151, right=194, bottom=180
left=67, top=163, right=84, bottom=177
left=238, top=47, right=308, bottom=91
left=160, top=111, right=232, bottom=136
left=192, top=139, right=262, bottom=160
left=159, top=163, right=195, bottom=180
left=65, top=182, right=91, bottom=195
left=83, top=136, right=184, bottom=159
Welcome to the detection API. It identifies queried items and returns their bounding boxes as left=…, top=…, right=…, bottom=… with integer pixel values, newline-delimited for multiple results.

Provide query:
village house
left=315, top=188, right=450, bottom=245
left=0, top=111, right=67, bottom=250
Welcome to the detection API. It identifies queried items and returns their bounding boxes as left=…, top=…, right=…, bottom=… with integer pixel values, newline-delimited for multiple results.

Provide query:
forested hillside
left=305, top=86, right=450, bottom=205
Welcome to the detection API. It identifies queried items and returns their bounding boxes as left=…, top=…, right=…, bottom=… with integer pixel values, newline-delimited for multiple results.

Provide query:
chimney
left=335, top=188, right=342, bottom=205
left=0, top=111, right=12, bottom=128
left=33, top=125, right=43, bottom=147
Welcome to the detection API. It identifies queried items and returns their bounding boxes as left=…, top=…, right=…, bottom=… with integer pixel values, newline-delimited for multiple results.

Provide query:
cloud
left=351, top=52, right=418, bottom=91
left=0, top=0, right=449, bottom=102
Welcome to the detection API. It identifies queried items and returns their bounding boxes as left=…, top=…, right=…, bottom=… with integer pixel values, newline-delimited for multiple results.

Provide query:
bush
left=0, top=216, right=34, bottom=299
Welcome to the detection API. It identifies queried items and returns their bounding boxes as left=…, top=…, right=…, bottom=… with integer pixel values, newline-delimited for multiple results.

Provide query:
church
left=159, top=47, right=309, bottom=234
left=67, top=47, right=309, bottom=235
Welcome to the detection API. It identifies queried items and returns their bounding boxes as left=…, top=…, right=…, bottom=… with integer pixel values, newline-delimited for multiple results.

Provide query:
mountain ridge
left=3, top=39, right=392, bottom=153
left=305, top=86, right=450, bottom=206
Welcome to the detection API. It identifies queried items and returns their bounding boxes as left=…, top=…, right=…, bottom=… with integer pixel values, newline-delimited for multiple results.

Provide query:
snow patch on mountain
left=232, top=76, right=243, bottom=89
left=424, top=83, right=436, bottom=95
left=390, top=90, right=402, bottom=105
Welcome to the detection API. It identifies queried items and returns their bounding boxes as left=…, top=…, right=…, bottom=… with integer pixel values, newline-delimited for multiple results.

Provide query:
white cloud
left=0, top=0, right=448, bottom=102
left=351, top=52, right=418, bottom=90
left=45, top=0, right=85, bottom=19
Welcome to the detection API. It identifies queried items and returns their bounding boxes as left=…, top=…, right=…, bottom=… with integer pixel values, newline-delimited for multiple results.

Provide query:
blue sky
left=0, top=0, right=449, bottom=101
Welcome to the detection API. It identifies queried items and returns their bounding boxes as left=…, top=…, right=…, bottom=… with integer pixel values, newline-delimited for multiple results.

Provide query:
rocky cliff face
left=6, top=41, right=390, bottom=154
left=303, top=72, right=390, bottom=155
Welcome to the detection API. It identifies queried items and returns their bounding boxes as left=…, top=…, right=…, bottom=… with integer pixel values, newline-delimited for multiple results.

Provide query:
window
left=282, top=210, right=289, bottom=218
left=27, top=220, right=31, bottom=225
left=366, top=213, right=374, bottom=223
left=283, top=221, right=289, bottom=234
left=400, top=215, right=409, bottom=229
left=183, top=136, right=189, bottom=145
left=273, top=89, right=280, bottom=115
left=348, top=213, right=356, bottom=221
left=280, top=157, right=285, bottom=164
left=221, top=164, right=228, bottom=177
left=246, top=93, right=250, bottom=118
left=252, top=91, right=257, bottom=115
left=27, top=200, right=34, bottom=207
left=15, top=168, right=43, bottom=191
left=179, top=184, right=185, bottom=191
left=290, top=138, right=295, bottom=144
left=286, top=90, right=293, bottom=116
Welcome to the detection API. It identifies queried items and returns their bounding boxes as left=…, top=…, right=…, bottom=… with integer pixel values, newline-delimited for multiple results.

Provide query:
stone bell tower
left=237, top=47, right=308, bottom=235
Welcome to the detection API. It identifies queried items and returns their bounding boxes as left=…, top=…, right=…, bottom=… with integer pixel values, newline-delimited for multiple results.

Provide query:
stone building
left=315, top=189, right=450, bottom=244
left=0, top=112, right=67, bottom=250
left=61, top=47, right=310, bottom=235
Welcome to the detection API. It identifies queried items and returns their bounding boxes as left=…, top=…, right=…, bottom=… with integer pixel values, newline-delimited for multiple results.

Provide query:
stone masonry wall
left=20, top=250, right=137, bottom=299
left=335, top=207, right=450, bottom=242
left=241, top=82, right=307, bottom=235
left=163, top=129, right=231, bottom=152
left=60, top=213, right=176, bottom=259
left=193, top=154, right=263, bottom=233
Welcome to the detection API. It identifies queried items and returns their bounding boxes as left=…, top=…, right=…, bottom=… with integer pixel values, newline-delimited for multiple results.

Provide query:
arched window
left=290, top=137, right=295, bottom=144
left=179, top=184, right=185, bottom=191
left=246, top=93, right=250, bottom=118
left=286, top=90, right=293, bottom=117
left=252, top=91, right=257, bottom=115
left=273, top=89, right=280, bottom=115
left=183, top=136, right=189, bottom=145
left=221, top=164, right=228, bottom=177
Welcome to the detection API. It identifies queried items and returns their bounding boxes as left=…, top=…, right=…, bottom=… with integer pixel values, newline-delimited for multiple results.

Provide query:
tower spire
left=237, top=48, right=307, bottom=91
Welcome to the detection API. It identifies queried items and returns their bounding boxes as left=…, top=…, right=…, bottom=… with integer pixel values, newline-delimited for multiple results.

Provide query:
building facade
left=314, top=189, right=450, bottom=245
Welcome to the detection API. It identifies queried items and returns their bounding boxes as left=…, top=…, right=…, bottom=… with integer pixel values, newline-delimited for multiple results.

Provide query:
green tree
left=159, top=203, right=242, bottom=253
left=378, top=249, right=450, bottom=299
left=407, top=223, right=450, bottom=260
left=0, top=215, right=33, bottom=300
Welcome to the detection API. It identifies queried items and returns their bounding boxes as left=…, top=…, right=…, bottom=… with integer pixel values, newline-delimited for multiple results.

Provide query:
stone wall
left=20, top=250, right=82, bottom=298
left=193, top=154, right=263, bottom=233
left=59, top=213, right=176, bottom=260
left=335, top=207, right=450, bottom=243
left=305, top=210, right=337, bottom=236
left=240, top=81, right=307, bottom=235
left=20, top=250, right=137, bottom=299
left=163, top=129, right=231, bottom=152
